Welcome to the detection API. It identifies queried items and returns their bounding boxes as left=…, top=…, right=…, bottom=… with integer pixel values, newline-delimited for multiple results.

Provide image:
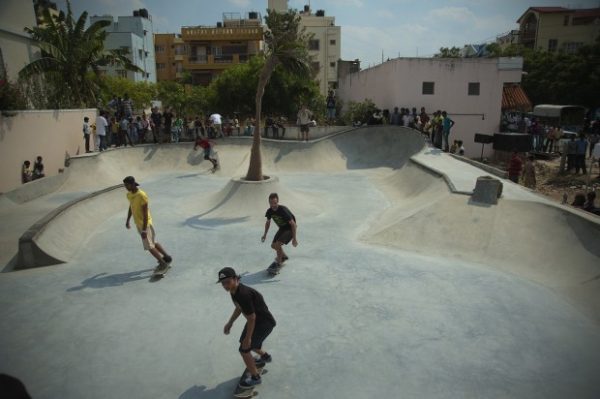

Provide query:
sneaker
left=254, top=358, right=266, bottom=368
left=260, top=353, right=272, bottom=363
left=155, top=262, right=169, bottom=273
left=163, top=255, right=173, bottom=264
left=239, top=374, right=261, bottom=388
left=282, top=255, right=289, bottom=262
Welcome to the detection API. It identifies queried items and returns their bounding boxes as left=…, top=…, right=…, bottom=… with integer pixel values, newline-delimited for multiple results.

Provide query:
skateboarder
left=218, top=267, right=276, bottom=388
left=123, top=176, right=172, bottom=273
left=194, top=136, right=219, bottom=170
left=261, top=193, right=298, bottom=267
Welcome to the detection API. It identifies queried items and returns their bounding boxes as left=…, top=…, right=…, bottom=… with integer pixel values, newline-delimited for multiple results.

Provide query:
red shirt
left=196, top=138, right=211, bottom=149
left=508, top=155, right=523, bottom=176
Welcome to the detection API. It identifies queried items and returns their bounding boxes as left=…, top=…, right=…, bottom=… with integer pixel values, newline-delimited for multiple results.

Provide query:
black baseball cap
left=123, top=176, right=139, bottom=186
left=216, top=267, right=238, bottom=283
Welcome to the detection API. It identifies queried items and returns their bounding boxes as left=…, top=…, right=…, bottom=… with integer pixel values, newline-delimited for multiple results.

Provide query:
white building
left=0, top=0, right=39, bottom=82
left=268, top=0, right=341, bottom=96
left=90, top=9, right=156, bottom=83
left=337, top=57, right=525, bottom=158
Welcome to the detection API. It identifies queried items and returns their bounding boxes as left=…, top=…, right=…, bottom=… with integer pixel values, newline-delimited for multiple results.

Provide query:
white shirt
left=297, top=108, right=313, bottom=125
left=210, top=114, right=222, bottom=125
left=95, top=116, right=108, bottom=136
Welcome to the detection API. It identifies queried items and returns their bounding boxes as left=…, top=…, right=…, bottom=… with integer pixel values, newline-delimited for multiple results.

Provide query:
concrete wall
left=337, top=57, right=523, bottom=158
left=0, top=0, right=39, bottom=81
left=0, top=109, right=97, bottom=194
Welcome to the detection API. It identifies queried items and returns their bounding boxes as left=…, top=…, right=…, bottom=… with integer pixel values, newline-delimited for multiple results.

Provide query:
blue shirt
left=576, top=139, right=587, bottom=155
left=442, top=117, right=453, bottom=132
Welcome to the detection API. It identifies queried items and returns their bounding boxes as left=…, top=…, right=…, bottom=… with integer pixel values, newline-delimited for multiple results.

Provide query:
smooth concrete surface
left=1, top=127, right=599, bottom=399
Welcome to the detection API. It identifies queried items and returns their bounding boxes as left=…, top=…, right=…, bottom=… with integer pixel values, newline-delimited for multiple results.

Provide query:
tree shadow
left=66, top=268, right=154, bottom=291
left=179, top=377, right=242, bottom=399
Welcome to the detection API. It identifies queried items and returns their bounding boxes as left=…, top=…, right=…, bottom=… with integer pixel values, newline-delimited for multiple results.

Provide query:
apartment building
left=90, top=9, right=157, bottom=82
left=0, top=0, right=39, bottom=82
left=517, top=7, right=600, bottom=53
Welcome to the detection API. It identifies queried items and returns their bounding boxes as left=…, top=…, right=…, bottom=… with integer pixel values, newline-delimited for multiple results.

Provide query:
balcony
left=174, top=54, right=184, bottom=61
left=181, top=26, right=263, bottom=41
left=183, top=54, right=253, bottom=70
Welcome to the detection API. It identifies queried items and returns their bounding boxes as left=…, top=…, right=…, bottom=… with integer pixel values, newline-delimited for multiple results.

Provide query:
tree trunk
left=245, top=57, right=278, bottom=181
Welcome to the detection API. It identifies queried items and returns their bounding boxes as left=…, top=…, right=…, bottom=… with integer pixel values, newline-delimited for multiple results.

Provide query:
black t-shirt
left=265, top=205, right=295, bottom=228
left=231, top=283, right=276, bottom=326
left=164, top=112, right=173, bottom=126
left=151, top=112, right=162, bottom=126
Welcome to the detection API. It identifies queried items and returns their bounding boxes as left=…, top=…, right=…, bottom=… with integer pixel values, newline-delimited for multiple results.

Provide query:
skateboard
left=267, top=261, right=282, bottom=276
left=233, top=365, right=266, bottom=398
left=151, top=264, right=171, bottom=279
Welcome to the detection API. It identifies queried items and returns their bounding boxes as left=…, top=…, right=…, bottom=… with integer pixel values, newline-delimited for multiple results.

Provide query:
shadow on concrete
left=184, top=216, right=250, bottom=230
left=187, top=150, right=205, bottom=166
left=179, top=377, right=240, bottom=399
left=66, top=268, right=154, bottom=291
left=143, top=146, right=158, bottom=162
left=1, top=254, right=18, bottom=273
left=240, top=270, right=279, bottom=286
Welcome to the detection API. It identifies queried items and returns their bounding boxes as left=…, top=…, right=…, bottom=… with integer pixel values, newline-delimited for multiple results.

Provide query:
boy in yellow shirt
left=123, top=176, right=172, bottom=272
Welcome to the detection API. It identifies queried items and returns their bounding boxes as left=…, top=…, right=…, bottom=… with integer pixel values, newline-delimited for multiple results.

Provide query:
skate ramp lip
left=16, top=184, right=124, bottom=269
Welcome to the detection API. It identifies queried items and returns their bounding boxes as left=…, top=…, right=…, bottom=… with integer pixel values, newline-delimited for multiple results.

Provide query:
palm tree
left=245, top=9, right=311, bottom=181
left=19, top=1, right=138, bottom=108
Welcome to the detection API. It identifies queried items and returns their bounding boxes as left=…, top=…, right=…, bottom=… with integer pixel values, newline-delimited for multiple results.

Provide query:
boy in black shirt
left=218, top=267, right=276, bottom=388
left=261, top=193, right=298, bottom=267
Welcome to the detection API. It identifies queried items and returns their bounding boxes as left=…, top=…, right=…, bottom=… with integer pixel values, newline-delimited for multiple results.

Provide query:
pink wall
left=337, top=57, right=523, bottom=158
left=0, top=109, right=97, bottom=193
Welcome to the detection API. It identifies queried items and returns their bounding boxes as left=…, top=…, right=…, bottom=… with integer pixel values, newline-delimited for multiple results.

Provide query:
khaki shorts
left=137, top=225, right=156, bottom=250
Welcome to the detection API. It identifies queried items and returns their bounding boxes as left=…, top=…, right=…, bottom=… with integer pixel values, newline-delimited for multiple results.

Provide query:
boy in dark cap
left=123, top=176, right=172, bottom=273
left=218, top=267, right=276, bottom=388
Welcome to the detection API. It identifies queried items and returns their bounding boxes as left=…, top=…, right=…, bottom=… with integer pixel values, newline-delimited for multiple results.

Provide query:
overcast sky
left=58, top=0, right=596, bottom=66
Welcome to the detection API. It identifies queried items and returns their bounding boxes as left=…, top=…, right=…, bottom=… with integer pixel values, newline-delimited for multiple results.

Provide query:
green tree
left=98, top=76, right=157, bottom=111
left=436, top=46, right=461, bottom=58
left=18, top=0, right=139, bottom=108
left=246, top=9, right=312, bottom=181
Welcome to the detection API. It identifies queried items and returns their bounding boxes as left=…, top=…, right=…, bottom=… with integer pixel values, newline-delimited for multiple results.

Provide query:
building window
left=138, top=49, right=143, bottom=58
left=330, top=39, right=336, bottom=46
left=117, top=70, right=127, bottom=78
left=422, top=81, right=434, bottom=95
left=548, top=39, right=558, bottom=52
left=563, top=15, right=569, bottom=26
left=564, top=42, right=583, bottom=54
left=156, top=63, right=165, bottom=69
left=309, top=39, right=320, bottom=51
left=311, top=61, right=320, bottom=73
left=330, top=61, right=336, bottom=68
left=155, top=45, right=165, bottom=53
left=468, top=82, right=480, bottom=96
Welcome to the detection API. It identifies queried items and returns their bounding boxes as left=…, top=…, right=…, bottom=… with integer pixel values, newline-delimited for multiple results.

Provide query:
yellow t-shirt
left=127, top=189, right=153, bottom=229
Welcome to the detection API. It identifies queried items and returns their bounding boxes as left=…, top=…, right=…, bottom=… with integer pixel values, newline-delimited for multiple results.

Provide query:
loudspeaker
left=474, top=134, right=494, bottom=144
left=493, top=133, right=532, bottom=152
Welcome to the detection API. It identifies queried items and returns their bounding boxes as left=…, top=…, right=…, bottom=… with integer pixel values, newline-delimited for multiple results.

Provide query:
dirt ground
left=488, top=155, right=600, bottom=206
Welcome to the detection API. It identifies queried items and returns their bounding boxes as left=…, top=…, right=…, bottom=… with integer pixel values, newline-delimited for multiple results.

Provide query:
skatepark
left=1, top=126, right=599, bottom=398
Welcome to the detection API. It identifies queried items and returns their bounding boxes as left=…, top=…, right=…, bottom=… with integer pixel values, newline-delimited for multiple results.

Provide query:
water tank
left=217, top=22, right=223, bottom=28
left=304, top=5, right=310, bottom=13
left=133, top=10, right=140, bottom=17
left=316, top=9, right=325, bottom=16
left=249, top=11, right=258, bottom=19
left=140, top=9, right=149, bottom=18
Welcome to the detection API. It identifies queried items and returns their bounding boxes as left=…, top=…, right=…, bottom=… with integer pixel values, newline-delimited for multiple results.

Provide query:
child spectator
left=458, top=140, right=465, bottom=156
left=507, top=150, right=523, bottom=183
left=83, top=116, right=91, bottom=153
left=22, top=161, right=33, bottom=184
left=571, top=192, right=586, bottom=209
left=449, top=140, right=458, bottom=154
left=522, top=155, right=536, bottom=189
left=32, top=156, right=45, bottom=180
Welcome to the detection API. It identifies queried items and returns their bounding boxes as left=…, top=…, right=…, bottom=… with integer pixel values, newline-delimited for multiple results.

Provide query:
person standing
left=83, top=116, right=91, bottom=153
left=326, top=90, right=336, bottom=124
left=122, top=94, right=133, bottom=118
left=163, top=109, right=174, bottom=143
left=218, top=267, right=276, bottom=388
left=390, top=107, right=401, bottom=126
left=441, top=111, right=455, bottom=152
left=522, top=155, right=536, bottom=189
left=507, top=150, right=523, bottom=183
left=123, top=176, right=172, bottom=273
left=95, top=111, right=109, bottom=151
left=261, top=193, right=298, bottom=267
left=210, top=112, right=225, bottom=139
left=297, top=104, right=313, bottom=142
left=575, top=134, right=588, bottom=175
left=150, top=107, right=162, bottom=144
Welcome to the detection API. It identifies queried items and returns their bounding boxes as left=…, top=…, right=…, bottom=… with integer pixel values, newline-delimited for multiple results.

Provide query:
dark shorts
left=300, top=124, right=310, bottom=133
left=239, top=322, right=274, bottom=352
left=203, top=147, right=210, bottom=159
left=273, top=227, right=293, bottom=245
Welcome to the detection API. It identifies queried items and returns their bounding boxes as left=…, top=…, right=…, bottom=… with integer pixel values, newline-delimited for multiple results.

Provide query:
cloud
left=228, top=0, right=251, bottom=7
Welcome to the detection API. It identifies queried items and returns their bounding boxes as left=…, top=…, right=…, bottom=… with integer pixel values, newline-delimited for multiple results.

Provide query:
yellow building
left=155, top=12, right=263, bottom=86
left=517, top=7, right=600, bottom=53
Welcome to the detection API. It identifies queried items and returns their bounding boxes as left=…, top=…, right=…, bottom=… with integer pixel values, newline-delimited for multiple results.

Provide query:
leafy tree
left=246, top=9, right=312, bottom=181
left=18, top=0, right=139, bottom=108
left=436, top=46, right=461, bottom=58
left=98, top=76, right=157, bottom=111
